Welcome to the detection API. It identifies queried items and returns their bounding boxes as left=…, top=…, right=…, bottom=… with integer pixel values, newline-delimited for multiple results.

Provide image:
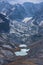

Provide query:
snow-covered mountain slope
left=0, top=1, right=43, bottom=21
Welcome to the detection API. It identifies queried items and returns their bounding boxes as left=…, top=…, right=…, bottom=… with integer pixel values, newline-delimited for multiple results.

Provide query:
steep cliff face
left=0, top=13, right=10, bottom=33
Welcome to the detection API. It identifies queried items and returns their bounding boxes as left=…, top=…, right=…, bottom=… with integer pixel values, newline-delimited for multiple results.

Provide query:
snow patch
left=19, top=44, right=27, bottom=47
left=22, top=17, right=32, bottom=23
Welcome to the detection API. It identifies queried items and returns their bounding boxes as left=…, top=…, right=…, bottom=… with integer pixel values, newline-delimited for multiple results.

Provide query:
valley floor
left=6, top=39, right=43, bottom=65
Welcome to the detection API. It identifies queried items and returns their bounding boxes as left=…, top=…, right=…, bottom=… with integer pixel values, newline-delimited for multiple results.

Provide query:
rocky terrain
left=5, top=39, right=43, bottom=65
left=0, top=0, right=43, bottom=65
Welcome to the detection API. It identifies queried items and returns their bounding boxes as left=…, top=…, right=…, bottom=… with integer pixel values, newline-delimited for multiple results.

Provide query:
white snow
left=1, top=12, right=6, bottom=15
left=19, top=44, right=27, bottom=47
left=22, top=17, right=32, bottom=23
left=39, top=21, right=43, bottom=26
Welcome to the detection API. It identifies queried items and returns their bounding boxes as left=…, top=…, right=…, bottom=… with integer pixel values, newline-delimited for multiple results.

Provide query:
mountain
left=0, top=1, right=13, bottom=15
left=30, top=8, right=43, bottom=35
left=7, top=2, right=43, bottom=21
left=0, top=1, right=43, bottom=65
left=0, top=1, right=43, bottom=21
left=23, top=2, right=36, bottom=17
left=0, top=1, right=43, bottom=41
left=9, top=4, right=27, bottom=21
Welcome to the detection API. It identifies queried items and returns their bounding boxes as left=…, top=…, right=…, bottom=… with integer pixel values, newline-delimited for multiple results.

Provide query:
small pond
left=15, top=48, right=30, bottom=56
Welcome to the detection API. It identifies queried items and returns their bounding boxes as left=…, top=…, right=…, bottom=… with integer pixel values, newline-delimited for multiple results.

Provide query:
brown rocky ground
left=6, top=39, right=43, bottom=65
